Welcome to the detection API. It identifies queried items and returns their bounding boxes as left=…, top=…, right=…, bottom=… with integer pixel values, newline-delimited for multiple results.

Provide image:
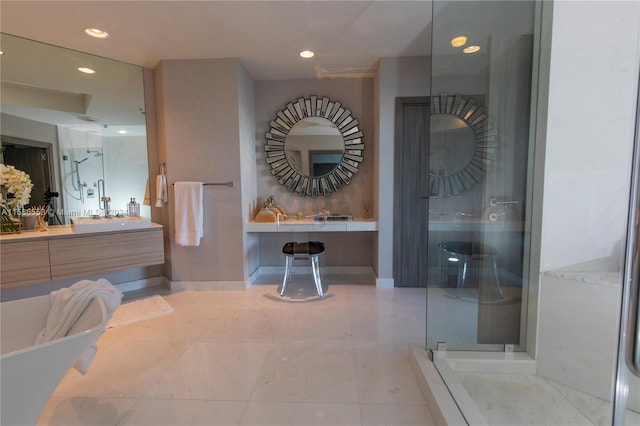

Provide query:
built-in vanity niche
left=0, top=33, right=149, bottom=223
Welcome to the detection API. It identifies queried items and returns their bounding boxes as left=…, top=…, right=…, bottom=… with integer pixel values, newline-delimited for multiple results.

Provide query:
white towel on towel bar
left=174, top=181, right=204, bottom=246
left=155, top=174, right=168, bottom=207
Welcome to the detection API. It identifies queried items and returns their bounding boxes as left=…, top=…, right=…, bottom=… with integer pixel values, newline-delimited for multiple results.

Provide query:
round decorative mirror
left=429, top=94, right=497, bottom=196
left=265, top=96, right=364, bottom=197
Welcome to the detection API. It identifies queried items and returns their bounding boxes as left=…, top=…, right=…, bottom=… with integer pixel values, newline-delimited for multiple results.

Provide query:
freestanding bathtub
left=1, top=294, right=107, bottom=426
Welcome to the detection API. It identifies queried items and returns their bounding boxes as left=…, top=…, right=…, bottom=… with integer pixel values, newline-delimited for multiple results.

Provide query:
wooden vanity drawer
left=49, top=228, right=164, bottom=280
left=0, top=240, right=51, bottom=288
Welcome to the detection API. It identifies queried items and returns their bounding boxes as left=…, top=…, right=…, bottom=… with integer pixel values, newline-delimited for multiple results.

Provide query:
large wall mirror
left=0, top=33, right=148, bottom=223
left=429, top=93, right=496, bottom=196
left=265, top=96, right=364, bottom=197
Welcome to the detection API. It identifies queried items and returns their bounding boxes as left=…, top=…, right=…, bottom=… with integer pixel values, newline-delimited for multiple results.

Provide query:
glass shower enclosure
left=426, top=0, right=536, bottom=352
left=425, top=1, right=640, bottom=424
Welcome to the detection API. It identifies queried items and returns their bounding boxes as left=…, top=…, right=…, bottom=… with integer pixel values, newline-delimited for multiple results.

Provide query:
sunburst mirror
left=429, top=94, right=497, bottom=196
left=265, top=95, right=364, bottom=197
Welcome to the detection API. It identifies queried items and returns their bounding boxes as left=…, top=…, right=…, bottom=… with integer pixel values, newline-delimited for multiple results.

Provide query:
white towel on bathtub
left=35, top=279, right=123, bottom=374
left=174, top=181, right=204, bottom=246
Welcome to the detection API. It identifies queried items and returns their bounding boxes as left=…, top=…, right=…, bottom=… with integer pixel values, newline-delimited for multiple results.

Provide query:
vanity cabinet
left=0, top=240, right=51, bottom=288
left=49, top=229, right=164, bottom=280
left=0, top=225, right=164, bottom=288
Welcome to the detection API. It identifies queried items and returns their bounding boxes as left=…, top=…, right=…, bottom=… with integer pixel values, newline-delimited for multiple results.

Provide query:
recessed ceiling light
left=84, top=28, right=109, bottom=39
left=78, top=67, right=96, bottom=74
left=450, top=36, right=467, bottom=47
left=463, top=45, right=481, bottom=54
left=0, top=50, right=4, bottom=55
left=118, top=129, right=127, bottom=134
left=299, top=50, right=315, bottom=59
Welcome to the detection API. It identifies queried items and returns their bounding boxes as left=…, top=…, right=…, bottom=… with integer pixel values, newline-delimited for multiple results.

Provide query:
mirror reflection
left=285, top=117, right=344, bottom=177
left=0, top=33, right=149, bottom=223
left=429, top=114, right=476, bottom=177
left=428, top=94, right=495, bottom=197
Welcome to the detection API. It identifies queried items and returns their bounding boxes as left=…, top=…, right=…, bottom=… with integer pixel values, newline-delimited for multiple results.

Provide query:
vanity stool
left=279, top=241, right=325, bottom=297
left=439, top=241, right=503, bottom=299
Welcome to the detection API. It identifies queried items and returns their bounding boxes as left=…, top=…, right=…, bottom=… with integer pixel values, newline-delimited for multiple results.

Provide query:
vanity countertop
left=246, top=217, right=378, bottom=232
left=0, top=223, right=163, bottom=242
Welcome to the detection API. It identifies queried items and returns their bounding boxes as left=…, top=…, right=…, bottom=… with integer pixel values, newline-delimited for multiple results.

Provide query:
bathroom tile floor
left=37, top=275, right=435, bottom=426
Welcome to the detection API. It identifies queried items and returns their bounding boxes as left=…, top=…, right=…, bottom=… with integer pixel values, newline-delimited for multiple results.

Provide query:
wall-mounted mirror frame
left=265, top=95, right=364, bottom=197
left=429, top=93, right=497, bottom=196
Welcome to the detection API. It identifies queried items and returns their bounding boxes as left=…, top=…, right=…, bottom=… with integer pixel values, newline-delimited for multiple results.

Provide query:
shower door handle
left=97, top=179, right=103, bottom=210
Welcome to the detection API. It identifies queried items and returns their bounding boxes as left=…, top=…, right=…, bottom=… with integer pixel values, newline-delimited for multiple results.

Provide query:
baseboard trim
left=376, top=277, right=394, bottom=288
left=170, top=281, right=248, bottom=291
left=115, top=276, right=169, bottom=293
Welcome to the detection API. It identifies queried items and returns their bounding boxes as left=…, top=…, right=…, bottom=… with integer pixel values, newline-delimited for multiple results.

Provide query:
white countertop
left=246, top=218, right=378, bottom=232
left=0, top=223, right=163, bottom=242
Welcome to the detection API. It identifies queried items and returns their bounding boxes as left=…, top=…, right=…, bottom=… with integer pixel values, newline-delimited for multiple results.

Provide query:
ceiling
left=0, top=1, right=535, bottom=128
left=0, top=1, right=434, bottom=81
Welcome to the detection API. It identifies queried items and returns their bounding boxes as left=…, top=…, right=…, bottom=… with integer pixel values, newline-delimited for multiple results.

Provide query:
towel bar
left=172, top=182, right=234, bottom=187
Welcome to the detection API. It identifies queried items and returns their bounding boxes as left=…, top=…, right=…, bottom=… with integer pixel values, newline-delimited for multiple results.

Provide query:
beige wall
left=237, top=64, right=259, bottom=278
left=155, top=58, right=246, bottom=282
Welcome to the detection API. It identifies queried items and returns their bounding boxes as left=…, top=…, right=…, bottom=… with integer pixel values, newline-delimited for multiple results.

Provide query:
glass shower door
left=425, top=1, right=640, bottom=424
left=426, top=0, right=537, bottom=351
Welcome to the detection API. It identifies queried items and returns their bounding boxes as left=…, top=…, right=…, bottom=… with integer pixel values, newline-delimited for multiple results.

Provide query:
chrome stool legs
left=279, top=241, right=325, bottom=298
left=456, top=259, right=468, bottom=298
left=454, top=256, right=503, bottom=298
left=310, top=255, right=324, bottom=297
left=491, top=259, right=503, bottom=298
left=279, top=255, right=293, bottom=296
left=440, top=241, right=503, bottom=299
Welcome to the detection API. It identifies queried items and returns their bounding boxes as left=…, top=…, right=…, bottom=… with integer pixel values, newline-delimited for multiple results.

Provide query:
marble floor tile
left=38, top=396, right=138, bottom=426
left=275, top=307, right=353, bottom=342
left=458, top=372, right=594, bottom=425
left=36, top=283, right=439, bottom=426
left=53, top=339, right=187, bottom=398
left=250, top=342, right=359, bottom=404
left=353, top=343, right=426, bottom=404
left=31, top=281, right=632, bottom=426
left=349, top=308, right=425, bottom=345
left=360, top=403, right=436, bottom=426
left=197, top=308, right=284, bottom=343
left=239, top=401, right=361, bottom=426
left=109, top=309, right=220, bottom=342
left=120, top=399, right=247, bottom=425
left=163, top=289, right=260, bottom=311
left=147, top=342, right=271, bottom=400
